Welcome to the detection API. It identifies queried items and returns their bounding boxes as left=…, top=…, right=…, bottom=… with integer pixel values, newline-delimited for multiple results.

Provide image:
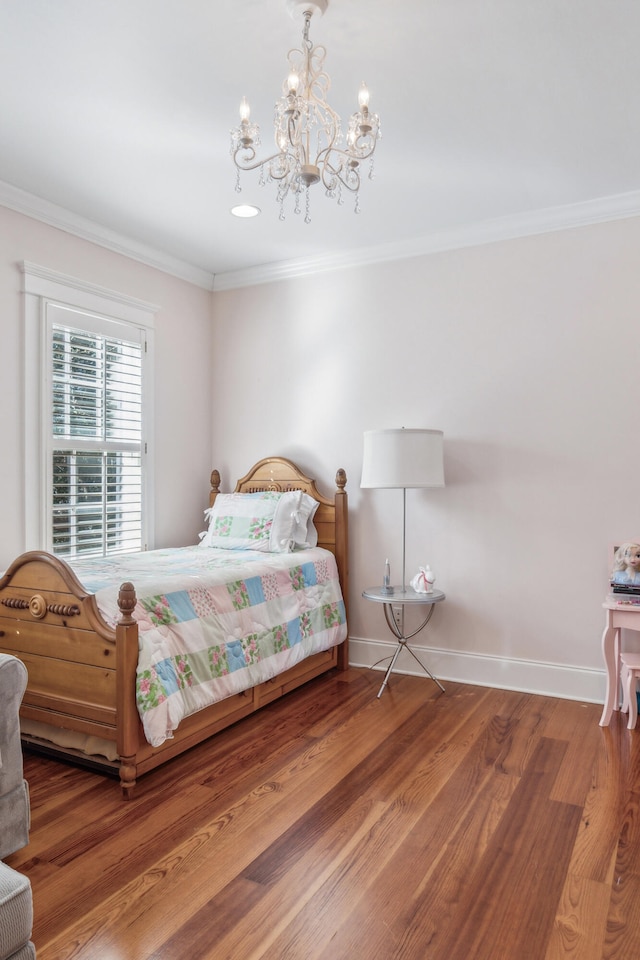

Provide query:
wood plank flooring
left=6, top=667, right=640, bottom=960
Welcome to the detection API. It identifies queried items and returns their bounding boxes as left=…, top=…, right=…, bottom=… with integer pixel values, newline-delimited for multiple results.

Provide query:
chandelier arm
left=268, top=161, right=296, bottom=183
left=233, top=144, right=292, bottom=177
left=347, top=136, right=378, bottom=161
left=232, top=144, right=257, bottom=168
left=320, top=155, right=361, bottom=194
left=317, top=142, right=375, bottom=166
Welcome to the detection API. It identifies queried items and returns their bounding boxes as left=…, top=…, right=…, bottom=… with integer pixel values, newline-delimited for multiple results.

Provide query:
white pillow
left=292, top=493, right=319, bottom=548
left=200, top=490, right=313, bottom=552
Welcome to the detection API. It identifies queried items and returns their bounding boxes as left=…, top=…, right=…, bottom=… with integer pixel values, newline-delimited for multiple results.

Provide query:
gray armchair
left=0, top=654, right=36, bottom=960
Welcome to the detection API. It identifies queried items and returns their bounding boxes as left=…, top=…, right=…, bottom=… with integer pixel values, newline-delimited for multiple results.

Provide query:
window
left=22, top=263, right=156, bottom=556
left=47, top=305, right=145, bottom=557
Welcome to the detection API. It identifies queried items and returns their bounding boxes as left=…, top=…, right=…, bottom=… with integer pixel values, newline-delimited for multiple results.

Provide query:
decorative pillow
left=199, top=490, right=317, bottom=552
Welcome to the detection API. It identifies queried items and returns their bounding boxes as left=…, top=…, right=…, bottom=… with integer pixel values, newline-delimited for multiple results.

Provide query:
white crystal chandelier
left=230, top=0, right=381, bottom=223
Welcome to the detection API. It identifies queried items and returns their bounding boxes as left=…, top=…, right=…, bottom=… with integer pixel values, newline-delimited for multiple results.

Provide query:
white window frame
left=22, top=261, right=157, bottom=553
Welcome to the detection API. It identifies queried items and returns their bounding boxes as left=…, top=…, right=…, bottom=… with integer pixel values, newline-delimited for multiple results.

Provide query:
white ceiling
left=1, top=0, right=639, bottom=288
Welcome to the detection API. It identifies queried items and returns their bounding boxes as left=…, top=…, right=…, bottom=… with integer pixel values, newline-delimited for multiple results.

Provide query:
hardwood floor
left=7, top=667, right=640, bottom=960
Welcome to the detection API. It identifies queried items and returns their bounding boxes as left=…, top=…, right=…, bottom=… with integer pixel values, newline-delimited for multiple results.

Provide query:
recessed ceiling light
left=231, top=204, right=261, bottom=218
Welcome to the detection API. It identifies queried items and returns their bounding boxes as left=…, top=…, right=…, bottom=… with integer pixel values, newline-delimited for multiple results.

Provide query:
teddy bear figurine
left=612, top=542, right=640, bottom=586
left=410, top=565, right=435, bottom=594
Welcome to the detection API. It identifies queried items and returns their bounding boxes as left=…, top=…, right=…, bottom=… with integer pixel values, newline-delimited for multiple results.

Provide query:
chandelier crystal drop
left=230, top=0, right=381, bottom=223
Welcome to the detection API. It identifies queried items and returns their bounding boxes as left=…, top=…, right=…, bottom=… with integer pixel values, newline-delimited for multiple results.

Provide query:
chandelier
left=230, top=0, right=381, bottom=223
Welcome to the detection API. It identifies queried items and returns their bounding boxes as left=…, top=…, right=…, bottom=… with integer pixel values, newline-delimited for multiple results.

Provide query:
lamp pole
left=402, top=486, right=407, bottom=593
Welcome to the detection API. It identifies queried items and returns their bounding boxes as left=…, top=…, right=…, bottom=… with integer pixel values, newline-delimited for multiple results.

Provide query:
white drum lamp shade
left=361, top=429, right=445, bottom=489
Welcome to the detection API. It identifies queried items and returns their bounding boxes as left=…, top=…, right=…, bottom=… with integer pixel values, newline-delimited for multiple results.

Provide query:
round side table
left=362, top=586, right=446, bottom=698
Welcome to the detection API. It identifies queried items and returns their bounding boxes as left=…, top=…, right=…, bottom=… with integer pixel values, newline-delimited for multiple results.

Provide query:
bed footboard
left=0, top=554, right=141, bottom=794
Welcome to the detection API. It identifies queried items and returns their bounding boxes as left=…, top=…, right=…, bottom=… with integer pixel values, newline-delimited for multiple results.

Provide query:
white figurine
left=411, top=565, right=435, bottom=594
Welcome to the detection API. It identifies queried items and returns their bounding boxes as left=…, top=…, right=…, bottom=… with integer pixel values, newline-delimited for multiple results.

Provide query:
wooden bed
left=0, top=457, right=349, bottom=799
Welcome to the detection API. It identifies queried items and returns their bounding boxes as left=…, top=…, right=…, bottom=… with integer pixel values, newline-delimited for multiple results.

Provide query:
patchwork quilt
left=71, top=545, right=347, bottom=747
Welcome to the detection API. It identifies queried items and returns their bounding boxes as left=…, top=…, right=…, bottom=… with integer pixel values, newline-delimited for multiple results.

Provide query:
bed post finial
left=211, top=469, right=221, bottom=495
left=336, top=468, right=347, bottom=492
left=118, top=582, right=136, bottom=624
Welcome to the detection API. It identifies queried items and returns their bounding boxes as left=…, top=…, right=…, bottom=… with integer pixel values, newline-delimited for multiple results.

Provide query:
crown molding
left=2, top=177, right=639, bottom=294
left=0, top=180, right=215, bottom=291
left=213, top=189, right=640, bottom=290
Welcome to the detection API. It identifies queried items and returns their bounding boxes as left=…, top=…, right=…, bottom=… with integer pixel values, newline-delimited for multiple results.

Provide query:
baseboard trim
left=348, top=636, right=607, bottom=705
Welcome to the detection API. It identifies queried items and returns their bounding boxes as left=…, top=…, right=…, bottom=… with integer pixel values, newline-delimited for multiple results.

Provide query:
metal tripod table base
left=374, top=637, right=446, bottom=699
left=363, top=586, right=447, bottom=699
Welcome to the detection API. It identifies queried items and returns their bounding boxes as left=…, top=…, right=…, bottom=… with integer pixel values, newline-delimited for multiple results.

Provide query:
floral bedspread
left=70, top=545, right=347, bottom=747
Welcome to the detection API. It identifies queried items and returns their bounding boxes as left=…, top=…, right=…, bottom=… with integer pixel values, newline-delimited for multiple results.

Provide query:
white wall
left=211, top=216, right=640, bottom=702
left=0, top=206, right=213, bottom=569
left=2, top=201, right=636, bottom=703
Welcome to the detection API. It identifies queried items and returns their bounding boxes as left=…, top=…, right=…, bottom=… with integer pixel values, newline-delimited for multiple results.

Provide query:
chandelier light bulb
left=358, top=82, right=370, bottom=110
left=239, top=97, right=251, bottom=121
left=287, top=71, right=300, bottom=94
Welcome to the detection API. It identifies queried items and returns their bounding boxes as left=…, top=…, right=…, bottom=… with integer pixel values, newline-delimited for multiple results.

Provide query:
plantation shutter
left=46, top=303, right=146, bottom=558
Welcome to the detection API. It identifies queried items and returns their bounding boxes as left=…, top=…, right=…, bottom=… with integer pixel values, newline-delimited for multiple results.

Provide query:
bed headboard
left=209, top=457, right=349, bottom=618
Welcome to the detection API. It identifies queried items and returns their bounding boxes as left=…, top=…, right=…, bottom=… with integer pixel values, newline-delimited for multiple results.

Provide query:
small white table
left=362, top=585, right=446, bottom=698
left=600, top=595, right=640, bottom=726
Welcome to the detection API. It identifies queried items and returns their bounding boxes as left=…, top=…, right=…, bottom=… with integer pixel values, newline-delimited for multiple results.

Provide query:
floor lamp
left=361, top=428, right=445, bottom=592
